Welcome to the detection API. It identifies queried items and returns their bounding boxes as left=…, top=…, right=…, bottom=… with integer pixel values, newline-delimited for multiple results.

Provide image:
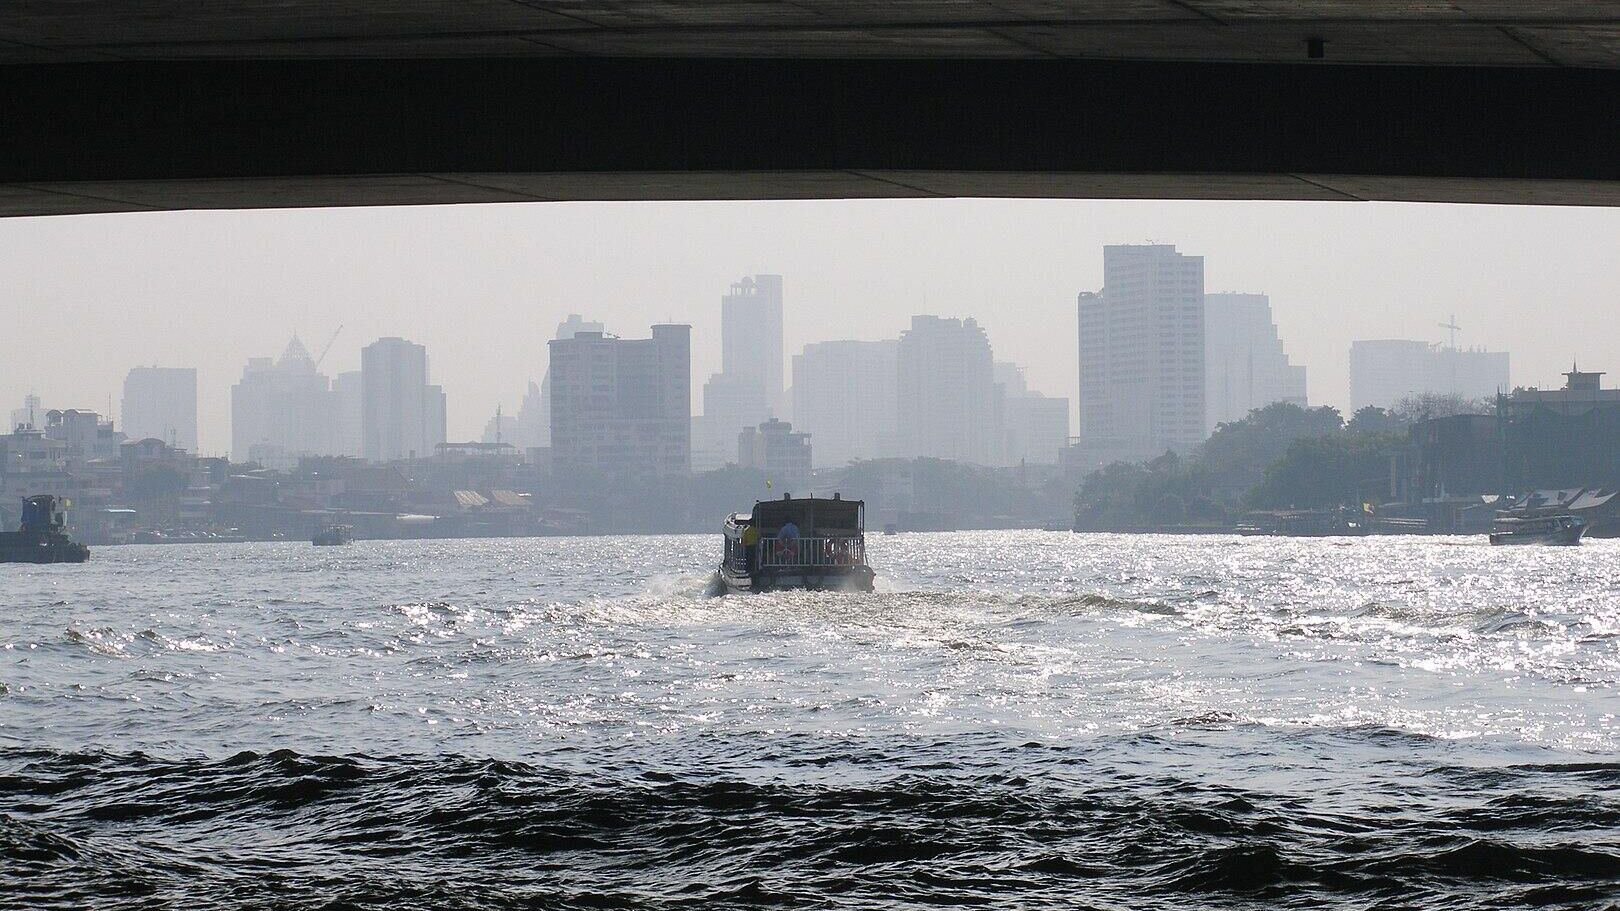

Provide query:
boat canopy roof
left=750, top=495, right=864, bottom=536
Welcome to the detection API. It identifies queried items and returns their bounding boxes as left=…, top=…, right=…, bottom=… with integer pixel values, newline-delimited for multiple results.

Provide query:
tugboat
left=0, top=495, right=90, bottom=563
left=1489, top=513, right=1587, bottom=546
left=311, top=524, right=354, bottom=546
left=719, top=493, right=875, bottom=593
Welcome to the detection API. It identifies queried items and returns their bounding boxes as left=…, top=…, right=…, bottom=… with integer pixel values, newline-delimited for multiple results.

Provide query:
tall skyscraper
left=122, top=366, right=198, bottom=451
left=697, top=275, right=784, bottom=468
left=533, top=314, right=605, bottom=449
left=549, top=325, right=691, bottom=477
left=331, top=370, right=363, bottom=457
left=1204, top=293, right=1307, bottom=431
left=790, top=339, right=898, bottom=468
left=1078, top=244, right=1206, bottom=462
left=895, top=315, right=1001, bottom=465
left=1350, top=339, right=1510, bottom=412
left=231, top=336, right=334, bottom=465
left=361, top=337, right=447, bottom=462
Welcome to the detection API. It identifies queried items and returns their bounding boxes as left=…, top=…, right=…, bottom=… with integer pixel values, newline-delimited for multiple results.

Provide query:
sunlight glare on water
left=2, top=532, right=1618, bottom=909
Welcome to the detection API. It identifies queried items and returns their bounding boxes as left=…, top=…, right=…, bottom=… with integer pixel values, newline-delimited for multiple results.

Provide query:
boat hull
left=1489, top=525, right=1587, bottom=546
left=718, top=564, right=875, bottom=593
left=0, top=541, right=90, bottom=563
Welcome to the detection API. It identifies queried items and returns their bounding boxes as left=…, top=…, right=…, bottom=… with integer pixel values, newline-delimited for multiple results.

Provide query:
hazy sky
left=3, top=198, right=1617, bottom=456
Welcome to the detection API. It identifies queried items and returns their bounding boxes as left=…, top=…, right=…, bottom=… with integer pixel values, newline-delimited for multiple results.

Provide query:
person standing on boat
left=741, top=522, right=760, bottom=572
left=776, top=519, right=800, bottom=564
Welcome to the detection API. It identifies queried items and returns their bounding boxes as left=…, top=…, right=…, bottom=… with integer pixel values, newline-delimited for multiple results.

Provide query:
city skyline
left=3, top=199, right=1617, bottom=454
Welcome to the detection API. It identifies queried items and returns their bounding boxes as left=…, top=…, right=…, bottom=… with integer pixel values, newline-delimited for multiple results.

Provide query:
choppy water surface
left=3, top=532, right=1618, bottom=909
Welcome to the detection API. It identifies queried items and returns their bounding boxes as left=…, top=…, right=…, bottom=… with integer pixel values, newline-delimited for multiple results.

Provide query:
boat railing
left=758, top=535, right=866, bottom=568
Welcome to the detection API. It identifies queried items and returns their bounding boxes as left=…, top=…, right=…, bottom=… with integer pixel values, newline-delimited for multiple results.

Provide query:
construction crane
left=313, top=325, right=344, bottom=369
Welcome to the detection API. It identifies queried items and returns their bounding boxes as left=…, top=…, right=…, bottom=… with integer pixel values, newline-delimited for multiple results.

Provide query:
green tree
left=1346, top=405, right=1405, bottom=435
left=1193, top=402, right=1344, bottom=502
left=1247, top=431, right=1405, bottom=510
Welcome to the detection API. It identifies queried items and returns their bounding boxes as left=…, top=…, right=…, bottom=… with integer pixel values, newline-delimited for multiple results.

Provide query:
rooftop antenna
left=1438, top=314, right=1461, bottom=350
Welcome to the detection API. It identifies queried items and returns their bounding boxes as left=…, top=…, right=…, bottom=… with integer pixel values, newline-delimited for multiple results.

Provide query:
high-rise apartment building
left=360, top=337, right=446, bottom=462
left=896, top=315, right=1001, bottom=465
left=532, top=314, right=605, bottom=450
left=697, top=275, right=784, bottom=468
left=789, top=339, right=898, bottom=468
left=122, top=366, right=198, bottom=451
left=549, top=325, right=691, bottom=477
left=231, top=336, right=334, bottom=465
left=1078, top=244, right=1206, bottom=462
left=1349, top=339, right=1510, bottom=412
left=1204, top=293, right=1307, bottom=431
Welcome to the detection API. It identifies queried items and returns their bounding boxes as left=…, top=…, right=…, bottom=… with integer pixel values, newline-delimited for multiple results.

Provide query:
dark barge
left=1, top=495, right=90, bottom=563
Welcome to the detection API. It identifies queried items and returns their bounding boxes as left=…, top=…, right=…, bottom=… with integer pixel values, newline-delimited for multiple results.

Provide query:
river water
left=2, top=532, right=1618, bottom=909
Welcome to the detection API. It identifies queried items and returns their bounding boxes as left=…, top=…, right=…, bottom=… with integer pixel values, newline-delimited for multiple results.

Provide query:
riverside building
left=548, top=325, right=692, bottom=477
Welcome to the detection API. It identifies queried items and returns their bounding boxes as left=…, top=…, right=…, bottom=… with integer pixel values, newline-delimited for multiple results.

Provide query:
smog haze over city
left=5, top=198, right=1619, bottom=454
left=9, top=197, right=1620, bottom=909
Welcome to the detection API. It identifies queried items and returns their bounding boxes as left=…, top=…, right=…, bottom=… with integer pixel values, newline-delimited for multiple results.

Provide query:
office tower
left=737, top=418, right=812, bottom=492
left=122, top=366, right=198, bottom=451
left=1204, top=293, right=1308, bottom=431
left=231, top=336, right=334, bottom=465
left=331, top=370, right=363, bottom=457
left=996, top=362, right=1070, bottom=465
left=1350, top=339, right=1510, bottom=411
left=1078, top=243, right=1206, bottom=462
left=789, top=339, right=898, bottom=468
left=697, top=275, right=784, bottom=467
left=895, top=315, right=1001, bottom=465
left=361, top=337, right=446, bottom=462
left=534, top=314, right=605, bottom=449
left=548, top=325, right=691, bottom=477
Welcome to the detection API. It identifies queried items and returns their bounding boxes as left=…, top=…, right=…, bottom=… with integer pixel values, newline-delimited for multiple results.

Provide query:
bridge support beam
left=3, top=58, right=1618, bottom=215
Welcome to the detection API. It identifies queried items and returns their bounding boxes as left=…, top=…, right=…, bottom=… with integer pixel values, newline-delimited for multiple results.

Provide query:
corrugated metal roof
left=452, top=490, right=489, bottom=508
left=489, top=489, right=528, bottom=508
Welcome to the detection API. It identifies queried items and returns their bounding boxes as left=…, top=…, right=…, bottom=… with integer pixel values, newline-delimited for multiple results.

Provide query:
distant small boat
left=1489, top=514, right=1586, bottom=546
left=883, top=523, right=898, bottom=536
left=312, top=524, right=354, bottom=546
left=0, top=495, right=89, bottom=563
left=719, top=494, right=875, bottom=593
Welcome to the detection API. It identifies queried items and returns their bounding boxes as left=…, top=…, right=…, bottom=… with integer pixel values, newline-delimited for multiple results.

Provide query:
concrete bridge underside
left=2, top=3, right=1618, bottom=215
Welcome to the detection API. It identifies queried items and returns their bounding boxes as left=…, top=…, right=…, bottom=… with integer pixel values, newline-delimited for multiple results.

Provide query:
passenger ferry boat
left=1489, top=513, right=1587, bottom=546
left=719, top=494, right=875, bottom=593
